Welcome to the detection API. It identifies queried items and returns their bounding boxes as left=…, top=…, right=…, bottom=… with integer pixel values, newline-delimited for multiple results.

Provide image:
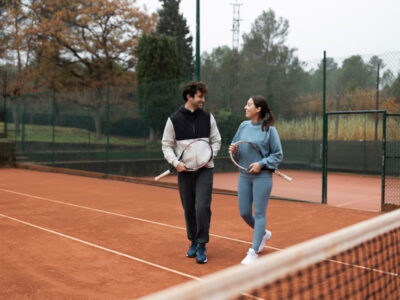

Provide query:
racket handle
left=275, top=170, right=293, bottom=182
left=155, top=170, right=171, bottom=181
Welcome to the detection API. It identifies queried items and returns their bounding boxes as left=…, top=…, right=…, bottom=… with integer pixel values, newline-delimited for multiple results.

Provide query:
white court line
left=335, top=200, right=378, bottom=212
left=0, top=212, right=264, bottom=300
left=0, top=189, right=395, bottom=284
left=0, top=212, right=201, bottom=281
left=0, top=188, right=280, bottom=251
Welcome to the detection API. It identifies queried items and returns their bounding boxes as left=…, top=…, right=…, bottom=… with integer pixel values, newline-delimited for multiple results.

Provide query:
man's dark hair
left=182, top=81, right=208, bottom=102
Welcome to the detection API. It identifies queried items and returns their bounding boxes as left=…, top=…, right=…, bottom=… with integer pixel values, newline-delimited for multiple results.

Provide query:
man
left=161, top=81, right=221, bottom=264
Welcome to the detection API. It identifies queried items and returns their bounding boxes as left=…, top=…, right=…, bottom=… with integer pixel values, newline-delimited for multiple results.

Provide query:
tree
left=28, top=0, right=156, bottom=138
left=201, top=46, right=234, bottom=110
left=308, top=58, right=340, bottom=94
left=156, top=0, right=193, bottom=79
left=239, top=9, right=308, bottom=117
left=137, top=34, right=180, bottom=140
left=390, top=73, right=400, bottom=103
left=0, top=0, right=7, bottom=58
left=31, top=0, right=156, bottom=89
left=337, top=55, right=375, bottom=93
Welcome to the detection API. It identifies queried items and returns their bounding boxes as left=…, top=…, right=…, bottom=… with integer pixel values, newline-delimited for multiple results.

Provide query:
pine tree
left=137, top=34, right=181, bottom=140
left=156, top=0, right=193, bottom=79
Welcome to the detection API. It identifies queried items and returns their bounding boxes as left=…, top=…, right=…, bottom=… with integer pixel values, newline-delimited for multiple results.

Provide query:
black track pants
left=177, top=167, right=213, bottom=244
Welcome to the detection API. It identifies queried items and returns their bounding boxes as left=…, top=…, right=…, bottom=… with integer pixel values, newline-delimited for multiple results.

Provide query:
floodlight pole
left=195, top=0, right=200, bottom=81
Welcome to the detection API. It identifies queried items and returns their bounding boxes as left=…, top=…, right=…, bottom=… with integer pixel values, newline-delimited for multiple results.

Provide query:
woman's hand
left=248, top=162, right=261, bottom=173
left=229, top=144, right=238, bottom=154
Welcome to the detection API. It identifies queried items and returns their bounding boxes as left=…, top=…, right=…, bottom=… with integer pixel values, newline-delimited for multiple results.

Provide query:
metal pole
left=52, top=90, right=56, bottom=165
left=381, top=111, right=386, bottom=211
left=87, top=109, right=91, bottom=145
left=322, top=51, right=327, bottom=204
left=375, top=63, right=380, bottom=141
left=3, top=72, right=7, bottom=135
left=21, top=96, right=26, bottom=153
left=195, top=0, right=200, bottom=81
left=106, top=85, right=110, bottom=176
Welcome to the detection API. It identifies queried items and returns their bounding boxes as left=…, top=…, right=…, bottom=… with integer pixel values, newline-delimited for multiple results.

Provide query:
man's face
left=187, top=90, right=206, bottom=110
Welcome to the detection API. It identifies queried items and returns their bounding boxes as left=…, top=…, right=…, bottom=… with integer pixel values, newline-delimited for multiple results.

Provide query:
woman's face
left=244, top=98, right=260, bottom=120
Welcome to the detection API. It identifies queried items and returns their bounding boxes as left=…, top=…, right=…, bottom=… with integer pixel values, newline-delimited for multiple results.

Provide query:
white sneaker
left=257, top=230, right=272, bottom=253
left=241, top=248, right=258, bottom=265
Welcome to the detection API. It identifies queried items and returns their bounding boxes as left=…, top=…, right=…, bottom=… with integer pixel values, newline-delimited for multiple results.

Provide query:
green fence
left=2, top=51, right=400, bottom=207
left=323, top=110, right=400, bottom=211
left=324, top=110, right=386, bottom=208
left=385, top=114, right=400, bottom=210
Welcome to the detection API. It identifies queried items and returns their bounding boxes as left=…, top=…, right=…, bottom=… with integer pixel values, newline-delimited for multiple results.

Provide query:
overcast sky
left=137, top=0, right=400, bottom=62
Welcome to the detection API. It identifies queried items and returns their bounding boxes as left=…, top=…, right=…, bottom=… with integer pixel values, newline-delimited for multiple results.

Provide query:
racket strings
left=182, top=141, right=212, bottom=170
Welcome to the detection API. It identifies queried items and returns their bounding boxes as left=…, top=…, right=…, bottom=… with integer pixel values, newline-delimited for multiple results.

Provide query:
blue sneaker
left=186, top=242, right=197, bottom=258
left=196, top=244, right=207, bottom=264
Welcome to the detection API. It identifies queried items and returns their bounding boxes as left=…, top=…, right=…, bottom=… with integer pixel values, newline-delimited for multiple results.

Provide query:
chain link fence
left=1, top=51, right=400, bottom=205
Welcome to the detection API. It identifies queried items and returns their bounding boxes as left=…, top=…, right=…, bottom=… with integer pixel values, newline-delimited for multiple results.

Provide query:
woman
left=229, top=95, right=283, bottom=265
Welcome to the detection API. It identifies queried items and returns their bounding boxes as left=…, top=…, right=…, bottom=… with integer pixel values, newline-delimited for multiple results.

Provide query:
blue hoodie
left=232, top=121, right=283, bottom=173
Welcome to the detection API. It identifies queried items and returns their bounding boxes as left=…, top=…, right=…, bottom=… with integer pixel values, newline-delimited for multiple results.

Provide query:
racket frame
left=155, top=139, right=213, bottom=181
left=229, top=140, right=292, bottom=182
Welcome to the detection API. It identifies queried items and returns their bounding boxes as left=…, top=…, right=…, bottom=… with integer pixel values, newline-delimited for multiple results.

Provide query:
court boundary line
left=13, top=163, right=384, bottom=212
left=0, top=188, right=393, bottom=287
left=0, top=212, right=202, bottom=281
left=0, top=187, right=281, bottom=251
left=14, top=163, right=320, bottom=205
left=0, top=186, right=390, bottom=277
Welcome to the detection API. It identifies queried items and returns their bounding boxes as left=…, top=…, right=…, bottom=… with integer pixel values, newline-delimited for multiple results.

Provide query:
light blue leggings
left=238, top=172, right=273, bottom=251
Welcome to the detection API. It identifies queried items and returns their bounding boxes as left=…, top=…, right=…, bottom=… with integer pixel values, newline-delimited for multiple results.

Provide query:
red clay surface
left=148, top=169, right=382, bottom=212
left=0, top=168, right=379, bottom=299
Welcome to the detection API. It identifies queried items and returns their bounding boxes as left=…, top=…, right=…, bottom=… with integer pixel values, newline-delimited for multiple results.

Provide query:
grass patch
left=1, top=122, right=149, bottom=145
left=2, top=115, right=399, bottom=144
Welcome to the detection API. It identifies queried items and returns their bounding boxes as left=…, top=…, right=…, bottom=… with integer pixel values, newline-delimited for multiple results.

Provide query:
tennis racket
left=155, top=139, right=213, bottom=181
left=229, top=140, right=292, bottom=182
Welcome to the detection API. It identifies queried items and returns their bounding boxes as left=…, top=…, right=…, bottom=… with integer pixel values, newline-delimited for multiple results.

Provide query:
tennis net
left=140, top=209, right=400, bottom=300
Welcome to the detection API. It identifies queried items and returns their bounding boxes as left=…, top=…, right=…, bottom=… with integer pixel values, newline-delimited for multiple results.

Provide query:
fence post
left=106, top=85, right=110, bottom=176
left=322, top=51, right=328, bottom=204
left=52, top=90, right=56, bottom=165
left=195, top=0, right=200, bottom=81
left=21, top=96, right=26, bottom=153
left=375, top=63, right=380, bottom=141
left=381, top=111, right=386, bottom=211
left=3, top=72, right=7, bottom=136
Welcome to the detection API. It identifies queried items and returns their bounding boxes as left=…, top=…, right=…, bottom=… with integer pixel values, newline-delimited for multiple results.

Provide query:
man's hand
left=176, top=162, right=187, bottom=172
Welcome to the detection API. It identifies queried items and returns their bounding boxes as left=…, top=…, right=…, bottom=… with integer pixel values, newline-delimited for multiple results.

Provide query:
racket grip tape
left=155, top=170, right=171, bottom=181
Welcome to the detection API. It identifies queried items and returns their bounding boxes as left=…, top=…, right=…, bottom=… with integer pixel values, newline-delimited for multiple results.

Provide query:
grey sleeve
left=161, top=118, right=179, bottom=167
left=209, top=113, right=221, bottom=157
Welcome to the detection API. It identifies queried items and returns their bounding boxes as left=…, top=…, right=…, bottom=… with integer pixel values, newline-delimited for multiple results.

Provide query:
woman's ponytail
left=262, top=109, right=275, bottom=132
left=250, top=95, right=275, bottom=132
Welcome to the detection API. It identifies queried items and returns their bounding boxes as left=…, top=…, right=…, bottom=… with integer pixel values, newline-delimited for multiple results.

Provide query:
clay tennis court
left=0, top=167, right=381, bottom=299
left=149, top=169, right=382, bottom=212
